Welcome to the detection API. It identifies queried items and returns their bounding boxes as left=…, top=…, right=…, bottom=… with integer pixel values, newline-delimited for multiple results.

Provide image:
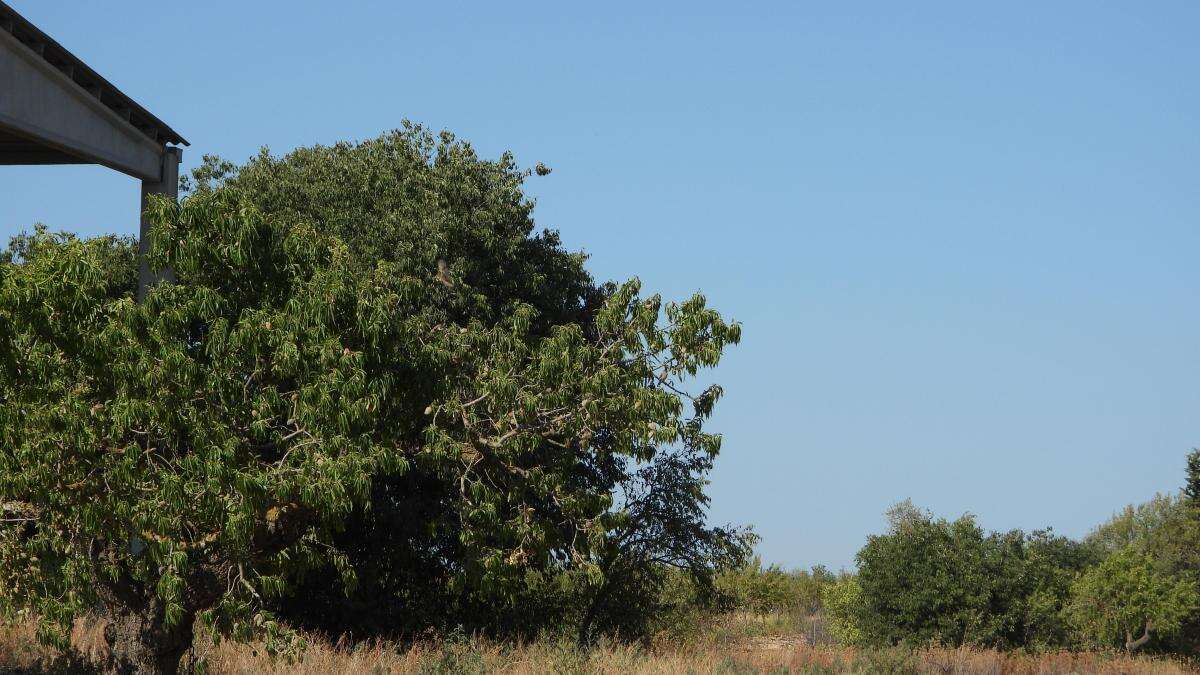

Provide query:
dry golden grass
left=1, top=616, right=1197, bottom=674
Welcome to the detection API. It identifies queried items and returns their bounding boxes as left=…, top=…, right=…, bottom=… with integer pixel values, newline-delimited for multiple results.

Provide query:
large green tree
left=0, top=127, right=745, bottom=673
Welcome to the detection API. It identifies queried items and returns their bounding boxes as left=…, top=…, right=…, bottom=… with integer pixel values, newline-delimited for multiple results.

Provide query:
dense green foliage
left=0, top=127, right=749, bottom=672
left=1066, top=547, right=1198, bottom=652
left=715, top=558, right=832, bottom=619
left=821, top=576, right=866, bottom=645
left=817, top=454, right=1200, bottom=656
left=1083, top=455, right=1200, bottom=654
left=1186, top=449, right=1200, bottom=505
left=836, top=501, right=1096, bottom=649
left=1087, top=494, right=1200, bottom=576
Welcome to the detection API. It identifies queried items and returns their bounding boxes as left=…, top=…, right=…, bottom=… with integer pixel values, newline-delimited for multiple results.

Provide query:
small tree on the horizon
left=1185, top=449, right=1200, bottom=505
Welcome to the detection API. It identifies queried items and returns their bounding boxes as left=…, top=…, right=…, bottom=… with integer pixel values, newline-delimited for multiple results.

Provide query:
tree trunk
left=578, top=583, right=606, bottom=647
left=578, top=573, right=618, bottom=647
left=99, top=582, right=195, bottom=675
left=1125, top=620, right=1154, bottom=653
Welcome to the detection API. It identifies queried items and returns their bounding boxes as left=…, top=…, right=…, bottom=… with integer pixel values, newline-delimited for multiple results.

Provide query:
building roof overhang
left=0, top=1, right=187, bottom=148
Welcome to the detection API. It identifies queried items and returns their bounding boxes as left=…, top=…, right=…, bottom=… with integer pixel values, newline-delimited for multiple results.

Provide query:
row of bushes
left=705, top=450, right=1200, bottom=656
left=823, top=507, right=1197, bottom=652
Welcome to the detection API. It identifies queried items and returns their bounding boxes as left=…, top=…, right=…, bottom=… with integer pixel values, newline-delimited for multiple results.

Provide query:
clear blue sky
left=3, top=1, right=1198, bottom=571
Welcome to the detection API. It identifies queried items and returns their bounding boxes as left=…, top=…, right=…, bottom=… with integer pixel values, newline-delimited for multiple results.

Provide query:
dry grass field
left=1, top=616, right=1197, bottom=674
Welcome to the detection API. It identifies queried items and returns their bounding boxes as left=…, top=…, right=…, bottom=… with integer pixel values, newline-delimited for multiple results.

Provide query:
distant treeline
left=711, top=450, right=1200, bottom=656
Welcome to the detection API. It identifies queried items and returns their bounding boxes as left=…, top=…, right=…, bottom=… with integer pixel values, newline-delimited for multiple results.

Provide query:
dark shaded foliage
left=851, top=504, right=1098, bottom=649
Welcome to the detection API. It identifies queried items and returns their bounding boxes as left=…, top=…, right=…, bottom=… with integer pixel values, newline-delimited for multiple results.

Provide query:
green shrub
left=849, top=501, right=1094, bottom=649
left=1084, top=453, right=1200, bottom=654
left=715, top=559, right=834, bottom=617
left=821, top=576, right=866, bottom=646
left=1066, top=546, right=1199, bottom=652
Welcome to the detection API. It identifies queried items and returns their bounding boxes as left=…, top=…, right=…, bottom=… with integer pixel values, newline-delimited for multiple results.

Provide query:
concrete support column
left=137, top=146, right=182, bottom=301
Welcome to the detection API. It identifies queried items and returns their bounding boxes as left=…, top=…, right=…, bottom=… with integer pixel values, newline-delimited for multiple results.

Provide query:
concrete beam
left=0, top=27, right=165, bottom=181
left=137, top=147, right=181, bottom=301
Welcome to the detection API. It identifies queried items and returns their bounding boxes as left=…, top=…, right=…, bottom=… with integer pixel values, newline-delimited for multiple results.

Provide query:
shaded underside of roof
left=0, top=126, right=85, bottom=164
left=0, top=0, right=187, bottom=148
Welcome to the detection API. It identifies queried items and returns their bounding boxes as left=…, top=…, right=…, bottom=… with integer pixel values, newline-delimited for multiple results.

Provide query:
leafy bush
left=848, top=501, right=1095, bottom=649
left=716, top=559, right=809, bottom=617
left=1066, top=546, right=1198, bottom=652
left=1088, top=494, right=1200, bottom=576
left=821, top=576, right=866, bottom=646
left=1085, top=453, right=1200, bottom=654
left=711, top=558, right=838, bottom=641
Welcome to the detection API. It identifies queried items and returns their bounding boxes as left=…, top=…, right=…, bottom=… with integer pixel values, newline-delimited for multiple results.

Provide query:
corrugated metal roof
left=0, top=0, right=188, bottom=147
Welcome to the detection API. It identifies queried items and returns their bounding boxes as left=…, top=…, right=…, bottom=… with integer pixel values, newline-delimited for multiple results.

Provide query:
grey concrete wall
left=0, top=27, right=164, bottom=181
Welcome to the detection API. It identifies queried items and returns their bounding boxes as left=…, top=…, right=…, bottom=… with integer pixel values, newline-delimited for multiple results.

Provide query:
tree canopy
left=0, top=126, right=747, bottom=673
left=1066, top=547, right=1198, bottom=652
left=837, top=501, right=1096, bottom=650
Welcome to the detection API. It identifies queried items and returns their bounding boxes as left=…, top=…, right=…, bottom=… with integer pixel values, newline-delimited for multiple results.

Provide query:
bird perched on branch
left=436, top=259, right=454, bottom=288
